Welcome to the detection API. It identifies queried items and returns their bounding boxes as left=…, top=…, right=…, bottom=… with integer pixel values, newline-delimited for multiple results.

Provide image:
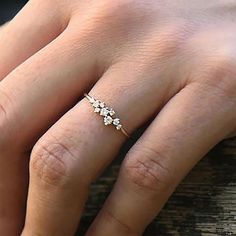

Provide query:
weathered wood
left=77, top=136, right=236, bottom=235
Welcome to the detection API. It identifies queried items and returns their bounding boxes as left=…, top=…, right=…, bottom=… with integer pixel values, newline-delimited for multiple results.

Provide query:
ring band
left=84, top=93, right=130, bottom=138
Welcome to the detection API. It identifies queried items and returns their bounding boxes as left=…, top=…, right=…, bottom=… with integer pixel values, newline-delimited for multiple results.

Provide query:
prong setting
left=84, top=94, right=128, bottom=136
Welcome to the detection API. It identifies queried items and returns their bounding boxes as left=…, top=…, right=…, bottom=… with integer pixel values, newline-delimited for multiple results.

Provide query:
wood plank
left=77, top=136, right=236, bottom=235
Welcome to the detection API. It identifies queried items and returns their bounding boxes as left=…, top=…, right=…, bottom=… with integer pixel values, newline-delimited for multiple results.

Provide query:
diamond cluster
left=87, top=96, right=122, bottom=130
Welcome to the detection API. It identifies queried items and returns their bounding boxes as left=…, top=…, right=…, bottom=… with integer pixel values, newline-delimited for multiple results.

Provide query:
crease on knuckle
left=0, top=89, right=14, bottom=147
left=102, top=207, right=136, bottom=235
left=0, top=101, right=7, bottom=145
left=0, top=88, right=12, bottom=119
left=124, top=144, right=172, bottom=192
left=30, top=140, right=74, bottom=186
left=0, top=101, right=7, bottom=117
left=198, top=55, right=236, bottom=102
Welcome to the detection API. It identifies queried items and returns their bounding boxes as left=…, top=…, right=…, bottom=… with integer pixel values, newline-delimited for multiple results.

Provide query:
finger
left=0, top=27, right=97, bottom=234
left=0, top=151, right=30, bottom=236
left=21, top=59, right=180, bottom=235
left=0, top=26, right=98, bottom=151
left=0, top=0, right=68, bottom=80
left=86, top=81, right=235, bottom=236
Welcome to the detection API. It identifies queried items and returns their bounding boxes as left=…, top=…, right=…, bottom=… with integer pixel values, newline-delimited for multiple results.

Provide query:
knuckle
left=139, top=22, right=191, bottom=67
left=201, top=57, right=236, bottom=101
left=30, top=138, right=75, bottom=186
left=0, top=106, right=8, bottom=150
left=100, top=0, right=142, bottom=19
left=123, top=144, right=173, bottom=192
left=90, top=1, right=143, bottom=35
left=189, top=33, right=236, bottom=101
left=82, top=0, right=150, bottom=38
left=0, top=101, right=8, bottom=140
left=0, top=89, right=15, bottom=149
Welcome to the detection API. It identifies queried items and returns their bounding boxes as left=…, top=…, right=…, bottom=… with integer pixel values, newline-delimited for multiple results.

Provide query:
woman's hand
left=0, top=0, right=236, bottom=235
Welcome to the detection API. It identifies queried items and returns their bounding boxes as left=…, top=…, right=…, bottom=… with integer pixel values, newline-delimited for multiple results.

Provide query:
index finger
left=0, top=0, right=67, bottom=80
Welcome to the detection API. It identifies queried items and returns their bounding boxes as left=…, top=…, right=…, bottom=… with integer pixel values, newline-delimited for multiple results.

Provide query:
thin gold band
left=84, top=93, right=130, bottom=138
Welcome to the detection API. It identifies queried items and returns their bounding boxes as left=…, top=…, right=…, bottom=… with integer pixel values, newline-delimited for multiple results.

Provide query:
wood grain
left=77, top=135, right=236, bottom=236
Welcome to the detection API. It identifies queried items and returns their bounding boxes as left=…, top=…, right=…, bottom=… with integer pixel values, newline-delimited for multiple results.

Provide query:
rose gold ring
left=84, top=93, right=130, bottom=138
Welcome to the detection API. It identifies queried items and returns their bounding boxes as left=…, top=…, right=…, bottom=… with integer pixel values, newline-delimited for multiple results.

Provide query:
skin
left=0, top=0, right=236, bottom=235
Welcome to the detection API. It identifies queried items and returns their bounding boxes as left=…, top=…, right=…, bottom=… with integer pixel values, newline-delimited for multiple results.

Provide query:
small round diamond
left=109, top=109, right=115, bottom=116
left=116, top=124, right=122, bottom=130
left=89, top=97, right=95, bottom=104
left=94, top=107, right=101, bottom=113
left=93, top=100, right=100, bottom=108
left=113, top=118, right=120, bottom=126
left=100, top=102, right=105, bottom=108
left=104, top=116, right=113, bottom=125
left=100, top=107, right=109, bottom=116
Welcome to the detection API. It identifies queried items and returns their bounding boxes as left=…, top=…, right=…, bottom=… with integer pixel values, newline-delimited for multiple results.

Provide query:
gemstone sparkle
left=94, top=107, right=100, bottom=113
left=116, top=124, right=122, bottom=130
left=104, top=116, right=113, bottom=125
left=93, top=100, right=100, bottom=108
left=100, top=107, right=110, bottom=116
left=113, top=118, right=120, bottom=126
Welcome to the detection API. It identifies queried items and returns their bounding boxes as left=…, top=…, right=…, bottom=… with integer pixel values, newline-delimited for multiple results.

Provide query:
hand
left=0, top=0, right=236, bottom=235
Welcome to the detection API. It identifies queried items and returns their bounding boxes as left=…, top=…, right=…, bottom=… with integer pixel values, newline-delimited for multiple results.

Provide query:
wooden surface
left=77, top=134, right=236, bottom=236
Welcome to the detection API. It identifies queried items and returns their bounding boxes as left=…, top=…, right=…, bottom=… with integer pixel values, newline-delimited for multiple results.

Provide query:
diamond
left=93, top=100, right=100, bottom=108
left=89, top=97, right=95, bottom=104
left=94, top=107, right=100, bottom=113
left=100, top=102, right=105, bottom=108
left=109, top=109, right=115, bottom=116
left=113, top=118, right=120, bottom=126
left=104, top=116, right=113, bottom=125
left=116, top=124, right=122, bottom=130
left=100, top=107, right=109, bottom=116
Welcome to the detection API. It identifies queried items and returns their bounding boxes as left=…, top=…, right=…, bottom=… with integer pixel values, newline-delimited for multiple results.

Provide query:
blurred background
left=0, top=0, right=27, bottom=25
